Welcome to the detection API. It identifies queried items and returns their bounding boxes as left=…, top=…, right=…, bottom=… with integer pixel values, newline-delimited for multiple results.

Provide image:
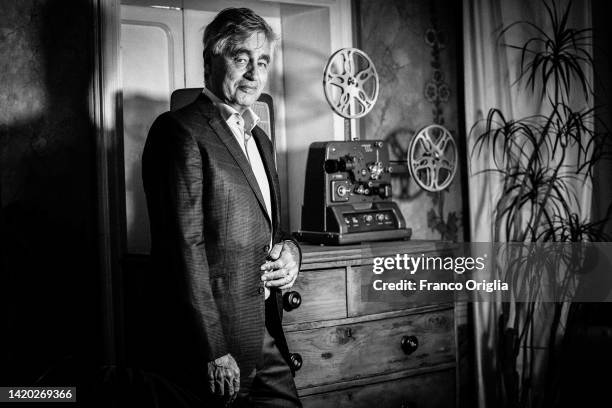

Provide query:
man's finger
left=230, top=377, right=240, bottom=403
left=278, top=272, right=298, bottom=289
left=260, top=258, right=286, bottom=271
left=261, top=268, right=289, bottom=281
left=262, top=254, right=295, bottom=270
left=215, top=372, right=225, bottom=396
left=263, top=268, right=291, bottom=281
left=262, top=264, right=297, bottom=281
left=265, top=273, right=294, bottom=287
left=233, top=376, right=240, bottom=392
left=225, top=377, right=234, bottom=399
left=208, top=378, right=216, bottom=394
left=279, top=271, right=298, bottom=290
left=268, top=243, right=283, bottom=260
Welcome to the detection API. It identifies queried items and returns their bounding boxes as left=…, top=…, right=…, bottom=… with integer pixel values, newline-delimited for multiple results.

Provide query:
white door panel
left=121, top=5, right=184, bottom=254
left=182, top=9, right=214, bottom=89
left=121, top=5, right=185, bottom=92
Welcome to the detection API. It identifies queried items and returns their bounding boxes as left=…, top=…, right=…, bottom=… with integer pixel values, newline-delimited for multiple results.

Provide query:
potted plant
left=470, top=1, right=610, bottom=406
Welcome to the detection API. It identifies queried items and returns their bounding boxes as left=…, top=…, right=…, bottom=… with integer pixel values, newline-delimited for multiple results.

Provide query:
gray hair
left=203, top=8, right=277, bottom=74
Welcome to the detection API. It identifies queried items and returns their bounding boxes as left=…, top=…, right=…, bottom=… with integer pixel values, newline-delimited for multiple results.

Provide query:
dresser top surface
left=298, top=240, right=456, bottom=265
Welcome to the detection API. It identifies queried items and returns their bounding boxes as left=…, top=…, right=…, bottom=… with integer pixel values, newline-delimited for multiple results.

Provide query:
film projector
left=294, top=48, right=458, bottom=245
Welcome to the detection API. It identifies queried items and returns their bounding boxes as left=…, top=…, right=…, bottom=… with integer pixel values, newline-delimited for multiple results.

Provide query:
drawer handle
left=401, top=335, right=419, bottom=355
left=283, top=291, right=302, bottom=311
left=289, top=353, right=303, bottom=371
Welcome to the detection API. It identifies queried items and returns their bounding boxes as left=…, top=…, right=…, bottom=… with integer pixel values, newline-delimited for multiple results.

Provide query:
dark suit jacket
left=140, top=93, right=296, bottom=399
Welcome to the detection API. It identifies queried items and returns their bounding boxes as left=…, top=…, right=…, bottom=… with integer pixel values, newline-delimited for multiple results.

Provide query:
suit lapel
left=195, top=94, right=271, bottom=227
left=253, top=127, right=281, bottom=233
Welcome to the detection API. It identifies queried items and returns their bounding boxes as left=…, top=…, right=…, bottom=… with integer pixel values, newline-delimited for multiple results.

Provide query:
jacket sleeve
left=143, top=113, right=228, bottom=363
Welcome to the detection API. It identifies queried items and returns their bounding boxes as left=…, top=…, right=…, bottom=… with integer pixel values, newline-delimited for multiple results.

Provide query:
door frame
left=92, top=0, right=124, bottom=365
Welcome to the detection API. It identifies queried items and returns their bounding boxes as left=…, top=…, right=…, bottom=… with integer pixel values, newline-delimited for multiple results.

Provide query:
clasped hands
left=207, top=241, right=300, bottom=404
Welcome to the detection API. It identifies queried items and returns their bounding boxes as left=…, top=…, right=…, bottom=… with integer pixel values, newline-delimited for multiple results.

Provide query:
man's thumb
left=269, top=242, right=283, bottom=260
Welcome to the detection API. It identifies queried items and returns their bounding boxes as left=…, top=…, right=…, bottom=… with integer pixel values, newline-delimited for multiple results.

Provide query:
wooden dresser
left=282, top=240, right=457, bottom=408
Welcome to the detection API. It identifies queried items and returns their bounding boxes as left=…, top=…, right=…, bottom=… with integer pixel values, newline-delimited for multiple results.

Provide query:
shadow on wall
left=0, top=0, right=101, bottom=402
left=123, top=94, right=167, bottom=254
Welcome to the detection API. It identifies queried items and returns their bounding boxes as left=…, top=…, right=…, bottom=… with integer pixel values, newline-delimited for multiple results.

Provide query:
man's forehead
left=234, top=31, right=272, bottom=55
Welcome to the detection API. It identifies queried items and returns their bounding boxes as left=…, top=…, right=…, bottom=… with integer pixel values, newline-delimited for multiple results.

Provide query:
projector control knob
left=378, top=184, right=392, bottom=199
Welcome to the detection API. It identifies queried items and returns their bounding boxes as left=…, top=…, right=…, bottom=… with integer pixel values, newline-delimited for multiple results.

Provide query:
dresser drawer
left=300, top=369, right=455, bottom=408
left=286, top=309, right=455, bottom=389
left=283, top=268, right=347, bottom=325
left=347, top=263, right=454, bottom=317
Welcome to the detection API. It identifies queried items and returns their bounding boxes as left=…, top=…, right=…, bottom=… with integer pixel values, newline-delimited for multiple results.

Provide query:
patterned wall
left=356, top=0, right=464, bottom=241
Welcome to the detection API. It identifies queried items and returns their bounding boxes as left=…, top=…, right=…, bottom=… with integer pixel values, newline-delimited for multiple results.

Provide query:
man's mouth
left=238, top=84, right=258, bottom=93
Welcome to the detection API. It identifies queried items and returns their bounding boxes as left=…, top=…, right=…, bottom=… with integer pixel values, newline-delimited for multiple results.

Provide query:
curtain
left=462, top=0, right=592, bottom=406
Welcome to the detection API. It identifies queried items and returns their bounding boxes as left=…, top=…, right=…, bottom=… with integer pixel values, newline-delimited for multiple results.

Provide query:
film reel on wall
left=321, top=47, right=457, bottom=193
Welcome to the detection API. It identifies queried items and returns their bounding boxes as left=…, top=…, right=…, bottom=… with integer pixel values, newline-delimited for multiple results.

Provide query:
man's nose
left=243, top=62, right=257, bottom=81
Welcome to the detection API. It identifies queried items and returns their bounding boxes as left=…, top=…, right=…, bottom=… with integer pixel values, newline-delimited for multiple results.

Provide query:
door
left=121, top=4, right=184, bottom=254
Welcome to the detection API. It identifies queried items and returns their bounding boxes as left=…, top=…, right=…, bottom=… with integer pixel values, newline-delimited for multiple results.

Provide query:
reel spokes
left=408, top=125, right=458, bottom=192
left=323, top=48, right=379, bottom=119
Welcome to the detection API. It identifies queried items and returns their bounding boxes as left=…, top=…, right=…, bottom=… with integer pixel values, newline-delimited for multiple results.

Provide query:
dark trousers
left=235, top=327, right=301, bottom=408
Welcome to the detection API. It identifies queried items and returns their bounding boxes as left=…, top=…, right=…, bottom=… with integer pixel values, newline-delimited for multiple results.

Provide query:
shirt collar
left=202, top=87, right=260, bottom=132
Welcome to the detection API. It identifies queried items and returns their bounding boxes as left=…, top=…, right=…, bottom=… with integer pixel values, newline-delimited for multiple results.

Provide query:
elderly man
left=141, top=7, right=301, bottom=408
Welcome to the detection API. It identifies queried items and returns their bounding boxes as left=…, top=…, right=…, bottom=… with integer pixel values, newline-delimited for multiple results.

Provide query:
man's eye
left=234, top=57, right=248, bottom=66
left=258, top=61, right=268, bottom=69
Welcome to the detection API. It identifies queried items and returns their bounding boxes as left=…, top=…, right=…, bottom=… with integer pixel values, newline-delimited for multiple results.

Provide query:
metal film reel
left=323, top=48, right=379, bottom=119
left=408, top=125, right=458, bottom=192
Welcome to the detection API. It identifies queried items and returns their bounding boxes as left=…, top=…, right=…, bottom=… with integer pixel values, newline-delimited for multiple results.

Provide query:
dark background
left=1, top=0, right=101, bottom=403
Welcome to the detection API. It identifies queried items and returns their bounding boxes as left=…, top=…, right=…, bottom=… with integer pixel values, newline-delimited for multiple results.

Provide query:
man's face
left=208, top=31, right=272, bottom=113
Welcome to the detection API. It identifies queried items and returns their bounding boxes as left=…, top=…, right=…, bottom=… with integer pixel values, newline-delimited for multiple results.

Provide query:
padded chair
left=170, top=88, right=276, bottom=147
